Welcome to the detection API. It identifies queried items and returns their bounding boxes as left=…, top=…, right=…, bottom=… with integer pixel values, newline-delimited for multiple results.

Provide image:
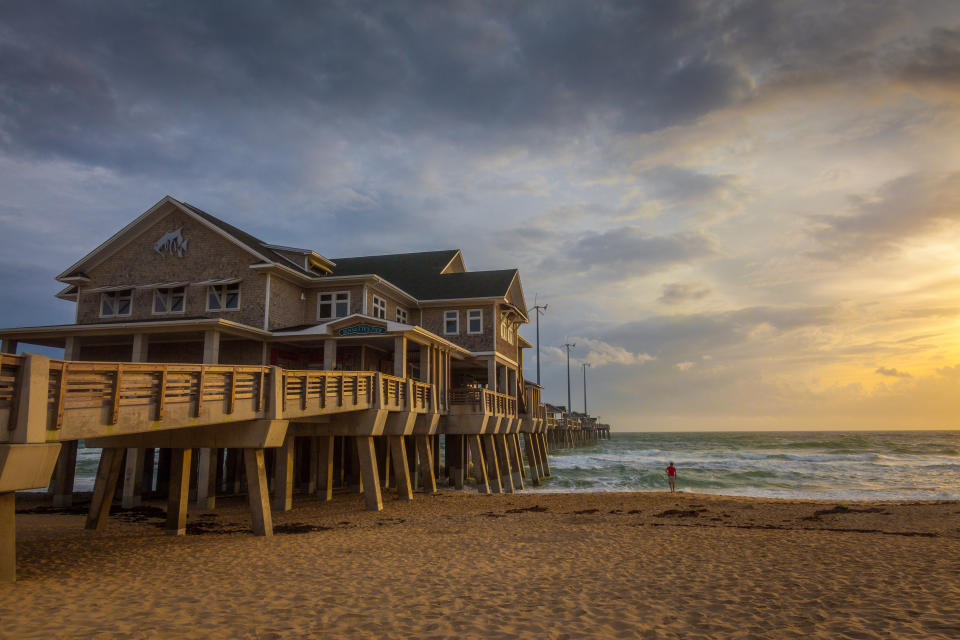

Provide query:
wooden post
left=85, top=448, right=124, bottom=530
left=243, top=448, right=273, bottom=537
left=196, top=448, right=217, bottom=510
left=51, top=440, right=78, bottom=508
left=323, top=339, right=337, bottom=369
left=165, top=448, right=192, bottom=535
left=141, top=448, right=155, bottom=497
left=122, top=448, right=145, bottom=508
left=394, top=336, right=406, bottom=378
left=354, top=436, right=383, bottom=511
left=524, top=434, right=541, bottom=486
left=317, top=435, right=335, bottom=502
left=482, top=435, right=503, bottom=494
left=508, top=434, right=524, bottom=490
left=446, top=434, right=464, bottom=490
left=306, top=437, right=319, bottom=494
left=272, top=433, right=294, bottom=511
left=156, top=448, right=171, bottom=498
left=494, top=434, right=514, bottom=493
left=538, top=433, right=551, bottom=476
left=415, top=435, right=437, bottom=493
left=388, top=436, right=413, bottom=500
left=0, top=493, right=15, bottom=582
left=467, top=435, right=489, bottom=494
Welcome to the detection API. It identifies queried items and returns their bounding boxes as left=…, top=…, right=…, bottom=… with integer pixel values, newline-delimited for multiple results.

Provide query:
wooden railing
left=0, top=355, right=441, bottom=443
left=450, top=387, right=517, bottom=417
left=282, top=370, right=376, bottom=418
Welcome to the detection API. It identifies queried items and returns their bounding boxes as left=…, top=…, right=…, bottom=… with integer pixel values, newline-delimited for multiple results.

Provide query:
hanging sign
left=338, top=324, right=387, bottom=337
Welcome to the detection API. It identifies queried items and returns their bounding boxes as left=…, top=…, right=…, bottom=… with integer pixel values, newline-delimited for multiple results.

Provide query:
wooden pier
left=0, top=353, right=554, bottom=581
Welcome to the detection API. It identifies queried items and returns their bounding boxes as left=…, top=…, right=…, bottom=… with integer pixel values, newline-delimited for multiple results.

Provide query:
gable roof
left=330, top=250, right=517, bottom=300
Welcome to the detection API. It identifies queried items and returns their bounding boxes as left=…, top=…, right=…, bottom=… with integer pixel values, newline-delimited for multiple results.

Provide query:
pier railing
left=450, top=387, right=517, bottom=417
left=0, top=355, right=440, bottom=444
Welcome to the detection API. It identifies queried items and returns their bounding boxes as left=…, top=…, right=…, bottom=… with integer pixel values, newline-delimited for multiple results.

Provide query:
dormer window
left=100, top=289, right=132, bottom=318
left=207, top=283, right=240, bottom=311
left=372, top=295, right=387, bottom=320
left=318, top=292, right=350, bottom=319
left=153, top=286, right=185, bottom=314
left=500, top=314, right=514, bottom=345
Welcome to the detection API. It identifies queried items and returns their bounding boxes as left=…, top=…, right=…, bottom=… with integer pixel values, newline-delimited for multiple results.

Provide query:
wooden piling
left=165, top=448, right=191, bottom=535
left=243, top=448, right=273, bottom=537
left=85, top=448, right=124, bottom=531
left=388, top=436, right=413, bottom=501
left=354, top=436, right=383, bottom=511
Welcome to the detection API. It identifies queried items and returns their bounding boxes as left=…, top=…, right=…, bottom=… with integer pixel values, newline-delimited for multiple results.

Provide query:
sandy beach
left=2, top=491, right=959, bottom=639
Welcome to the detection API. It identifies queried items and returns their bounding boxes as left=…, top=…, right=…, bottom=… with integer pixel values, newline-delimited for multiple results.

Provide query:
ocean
left=65, top=430, right=959, bottom=501
left=534, top=430, right=960, bottom=501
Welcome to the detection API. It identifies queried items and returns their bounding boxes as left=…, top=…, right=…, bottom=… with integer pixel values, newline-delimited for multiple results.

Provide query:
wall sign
left=338, top=324, right=387, bottom=336
left=155, top=227, right=189, bottom=257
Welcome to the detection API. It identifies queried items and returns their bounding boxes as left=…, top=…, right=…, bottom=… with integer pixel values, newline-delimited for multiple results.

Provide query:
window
left=372, top=295, right=387, bottom=320
left=318, top=292, right=350, bottom=319
left=396, top=307, right=408, bottom=324
left=153, top=286, right=185, bottom=314
left=207, top=283, right=240, bottom=311
left=500, top=314, right=514, bottom=345
left=444, top=310, right=459, bottom=335
left=467, top=309, right=482, bottom=334
left=100, top=289, right=132, bottom=318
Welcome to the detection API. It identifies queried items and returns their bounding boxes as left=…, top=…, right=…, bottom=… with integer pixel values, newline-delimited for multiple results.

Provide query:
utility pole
left=531, top=301, right=548, bottom=385
left=563, top=342, right=575, bottom=415
left=582, top=362, right=591, bottom=415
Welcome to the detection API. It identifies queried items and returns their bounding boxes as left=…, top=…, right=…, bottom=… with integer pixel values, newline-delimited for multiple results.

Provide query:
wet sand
left=3, top=491, right=959, bottom=639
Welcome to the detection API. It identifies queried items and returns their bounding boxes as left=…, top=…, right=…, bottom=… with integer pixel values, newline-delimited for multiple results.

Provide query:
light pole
left=582, top=362, right=591, bottom=415
left=531, top=302, right=548, bottom=385
left=563, top=342, right=575, bottom=415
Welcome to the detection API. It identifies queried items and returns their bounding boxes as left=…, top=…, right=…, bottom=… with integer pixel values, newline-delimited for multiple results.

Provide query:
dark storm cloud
left=809, top=171, right=960, bottom=260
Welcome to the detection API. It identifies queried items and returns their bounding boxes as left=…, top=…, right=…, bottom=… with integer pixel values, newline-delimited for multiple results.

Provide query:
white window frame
left=99, top=289, right=132, bottom=318
left=500, top=314, right=514, bottom=345
left=444, top=310, right=459, bottom=335
left=372, top=295, right=387, bottom=320
left=317, top=291, right=350, bottom=320
left=396, top=307, right=408, bottom=324
left=153, top=286, right=186, bottom=315
left=467, top=309, right=483, bottom=335
left=206, top=283, right=241, bottom=312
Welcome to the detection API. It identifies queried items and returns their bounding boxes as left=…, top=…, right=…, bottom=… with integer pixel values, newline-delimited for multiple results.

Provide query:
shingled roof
left=181, top=202, right=318, bottom=277
left=331, top=251, right=518, bottom=300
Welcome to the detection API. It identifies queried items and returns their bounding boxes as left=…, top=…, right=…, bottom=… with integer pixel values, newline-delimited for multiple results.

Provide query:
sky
left=2, top=1, right=960, bottom=430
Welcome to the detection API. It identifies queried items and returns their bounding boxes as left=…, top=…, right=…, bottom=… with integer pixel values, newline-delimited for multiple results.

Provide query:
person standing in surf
left=666, top=461, right=677, bottom=492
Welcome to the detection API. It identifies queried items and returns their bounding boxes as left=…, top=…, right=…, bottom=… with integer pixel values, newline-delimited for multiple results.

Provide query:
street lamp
left=532, top=301, right=548, bottom=385
left=563, top=342, right=575, bottom=415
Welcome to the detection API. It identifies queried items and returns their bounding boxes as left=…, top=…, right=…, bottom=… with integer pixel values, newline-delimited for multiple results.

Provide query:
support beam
left=393, top=336, right=407, bottom=377
left=323, top=339, right=337, bottom=370
left=415, top=435, right=437, bottom=493
left=317, top=435, right=335, bottom=501
left=165, top=448, right=192, bottom=535
left=446, top=434, right=464, bottom=490
left=121, top=448, right=145, bottom=508
left=195, top=448, right=217, bottom=510
left=202, top=329, right=220, bottom=365
left=63, top=336, right=80, bottom=360
left=388, top=436, right=413, bottom=501
left=0, top=493, right=14, bottom=582
left=508, top=434, right=524, bottom=490
left=481, top=435, right=502, bottom=494
left=306, top=437, right=318, bottom=494
left=538, top=433, right=551, bottom=476
left=466, top=435, right=489, bottom=494
left=354, top=436, right=383, bottom=511
left=271, top=433, right=294, bottom=511
left=494, top=434, right=514, bottom=493
left=131, top=333, right=149, bottom=362
left=243, top=448, right=273, bottom=536
left=524, top=434, right=541, bottom=486
left=85, top=448, right=124, bottom=530
left=51, top=441, right=78, bottom=508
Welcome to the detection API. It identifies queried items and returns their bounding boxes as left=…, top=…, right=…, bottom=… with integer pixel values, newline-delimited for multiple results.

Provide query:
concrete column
left=51, top=441, right=78, bottom=507
left=394, top=336, right=406, bottom=377
left=494, top=434, right=514, bottom=493
left=482, top=435, right=503, bottom=494
left=354, top=436, right=383, bottom=511
left=85, top=448, right=124, bottom=530
left=272, top=433, right=295, bottom=511
left=243, top=448, right=273, bottom=536
left=388, top=436, right=413, bottom=501
left=317, top=435, right=335, bottom=501
left=165, top=448, right=192, bottom=535
left=466, top=435, right=489, bottom=494
left=0, top=493, right=15, bottom=582
left=415, top=435, right=437, bottom=493
left=323, top=339, right=337, bottom=369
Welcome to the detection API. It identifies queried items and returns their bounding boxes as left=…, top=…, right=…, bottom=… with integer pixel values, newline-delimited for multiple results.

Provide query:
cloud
left=659, top=282, right=712, bottom=305
left=809, top=171, right=960, bottom=260
left=543, top=227, right=716, bottom=275
left=875, top=367, right=911, bottom=378
left=570, top=337, right=654, bottom=368
left=675, top=361, right=695, bottom=371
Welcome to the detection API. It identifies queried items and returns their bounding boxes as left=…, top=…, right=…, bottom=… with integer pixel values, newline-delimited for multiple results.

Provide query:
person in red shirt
left=666, top=461, right=677, bottom=492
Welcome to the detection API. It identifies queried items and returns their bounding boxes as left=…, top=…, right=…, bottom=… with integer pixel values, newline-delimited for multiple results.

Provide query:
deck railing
left=0, top=355, right=441, bottom=443
left=450, top=387, right=517, bottom=417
